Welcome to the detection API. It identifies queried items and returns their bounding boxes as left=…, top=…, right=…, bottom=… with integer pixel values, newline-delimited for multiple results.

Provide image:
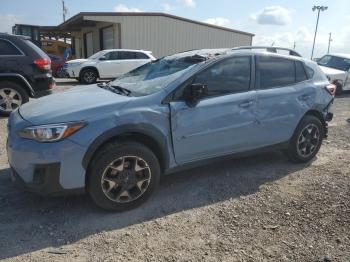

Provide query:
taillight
left=34, top=58, right=51, bottom=70
left=325, top=84, right=336, bottom=97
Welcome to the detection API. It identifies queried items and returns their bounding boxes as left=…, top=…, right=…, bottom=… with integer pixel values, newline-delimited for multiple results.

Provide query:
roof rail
left=232, top=46, right=302, bottom=57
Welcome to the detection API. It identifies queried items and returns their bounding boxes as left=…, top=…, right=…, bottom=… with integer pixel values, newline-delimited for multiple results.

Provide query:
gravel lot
left=0, top=80, right=349, bottom=261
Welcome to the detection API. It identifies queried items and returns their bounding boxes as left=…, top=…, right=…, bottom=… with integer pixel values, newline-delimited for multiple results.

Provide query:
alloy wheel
left=83, top=71, right=96, bottom=83
left=0, top=88, right=23, bottom=113
left=101, top=156, right=152, bottom=203
left=297, top=123, right=320, bottom=158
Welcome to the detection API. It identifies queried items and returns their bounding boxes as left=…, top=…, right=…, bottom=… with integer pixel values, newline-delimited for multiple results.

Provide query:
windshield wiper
left=97, top=82, right=132, bottom=96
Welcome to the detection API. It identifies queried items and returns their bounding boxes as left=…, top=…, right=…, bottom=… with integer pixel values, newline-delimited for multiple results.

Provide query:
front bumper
left=7, top=111, right=87, bottom=195
left=63, top=65, right=80, bottom=78
left=10, top=163, right=83, bottom=196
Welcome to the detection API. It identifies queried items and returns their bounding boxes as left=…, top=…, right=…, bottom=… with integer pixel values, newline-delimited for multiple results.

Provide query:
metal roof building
left=56, top=12, right=254, bottom=58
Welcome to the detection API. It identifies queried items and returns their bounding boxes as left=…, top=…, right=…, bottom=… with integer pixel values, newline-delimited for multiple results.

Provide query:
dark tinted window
left=0, top=39, right=22, bottom=55
left=118, top=51, right=136, bottom=60
left=258, top=56, right=295, bottom=89
left=135, top=52, right=149, bottom=59
left=104, top=51, right=119, bottom=60
left=195, top=56, right=251, bottom=97
left=295, top=61, right=308, bottom=82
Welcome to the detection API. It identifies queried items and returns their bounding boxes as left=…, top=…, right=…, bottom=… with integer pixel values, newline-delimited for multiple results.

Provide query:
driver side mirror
left=184, top=83, right=208, bottom=107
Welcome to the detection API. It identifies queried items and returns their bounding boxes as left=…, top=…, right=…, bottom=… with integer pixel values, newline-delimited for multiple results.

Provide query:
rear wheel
left=0, top=81, right=29, bottom=116
left=80, top=69, right=98, bottom=84
left=88, top=141, right=160, bottom=211
left=285, top=115, right=324, bottom=163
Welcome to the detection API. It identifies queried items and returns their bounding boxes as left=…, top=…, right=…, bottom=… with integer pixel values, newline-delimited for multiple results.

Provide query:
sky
left=1, top=0, right=349, bottom=58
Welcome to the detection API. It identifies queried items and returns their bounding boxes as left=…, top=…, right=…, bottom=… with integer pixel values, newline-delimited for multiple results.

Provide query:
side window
left=135, top=52, right=149, bottom=59
left=0, top=39, right=22, bottom=55
left=194, top=56, right=251, bottom=98
left=295, top=61, right=308, bottom=82
left=119, top=51, right=136, bottom=60
left=258, top=56, right=295, bottom=89
left=104, top=51, right=119, bottom=60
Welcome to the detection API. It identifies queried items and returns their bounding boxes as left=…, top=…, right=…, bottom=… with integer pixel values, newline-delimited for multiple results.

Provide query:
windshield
left=88, top=51, right=106, bottom=60
left=317, top=55, right=350, bottom=71
left=110, top=56, right=201, bottom=96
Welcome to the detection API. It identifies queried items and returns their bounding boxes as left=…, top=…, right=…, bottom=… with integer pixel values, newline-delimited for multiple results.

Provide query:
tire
left=0, top=81, right=29, bottom=117
left=80, top=68, right=98, bottom=84
left=87, top=141, right=161, bottom=211
left=285, top=115, right=324, bottom=163
left=335, top=83, right=343, bottom=96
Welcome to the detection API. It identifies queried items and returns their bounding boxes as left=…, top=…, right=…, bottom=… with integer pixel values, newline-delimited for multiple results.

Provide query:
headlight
left=18, top=122, right=86, bottom=142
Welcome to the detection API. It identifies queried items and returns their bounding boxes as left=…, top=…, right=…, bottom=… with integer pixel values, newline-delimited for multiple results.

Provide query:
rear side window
left=118, top=51, right=136, bottom=60
left=0, top=39, right=22, bottom=55
left=295, top=61, right=308, bottom=82
left=257, top=56, right=295, bottom=89
left=195, top=56, right=251, bottom=97
left=135, top=52, right=149, bottom=59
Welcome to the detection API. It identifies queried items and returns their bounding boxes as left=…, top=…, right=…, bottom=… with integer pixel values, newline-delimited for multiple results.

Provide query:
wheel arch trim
left=82, top=124, right=170, bottom=173
left=0, top=73, right=34, bottom=96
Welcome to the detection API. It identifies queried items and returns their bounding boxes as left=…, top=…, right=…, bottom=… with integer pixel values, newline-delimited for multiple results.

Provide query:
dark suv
left=0, top=33, right=55, bottom=116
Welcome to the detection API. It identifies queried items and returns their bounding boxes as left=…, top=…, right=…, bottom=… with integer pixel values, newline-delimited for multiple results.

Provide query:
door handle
left=239, top=100, right=254, bottom=108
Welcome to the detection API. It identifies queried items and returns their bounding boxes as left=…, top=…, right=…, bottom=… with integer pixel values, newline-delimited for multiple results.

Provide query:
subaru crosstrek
left=7, top=48, right=335, bottom=211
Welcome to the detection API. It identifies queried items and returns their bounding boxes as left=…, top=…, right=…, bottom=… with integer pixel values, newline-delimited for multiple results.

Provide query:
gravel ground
left=0, top=81, right=349, bottom=261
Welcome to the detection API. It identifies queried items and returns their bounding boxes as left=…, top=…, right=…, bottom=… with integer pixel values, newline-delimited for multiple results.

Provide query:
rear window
left=24, top=39, right=49, bottom=58
left=258, top=56, right=295, bottom=89
left=0, top=39, right=22, bottom=55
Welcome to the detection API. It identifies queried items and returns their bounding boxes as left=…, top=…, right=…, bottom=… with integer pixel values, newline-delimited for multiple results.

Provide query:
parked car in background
left=7, top=48, right=334, bottom=211
left=63, top=49, right=156, bottom=84
left=317, top=53, right=350, bottom=94
left=48, top=54, right=67, bottom=78
left=0, top=33, right=55, bottom=116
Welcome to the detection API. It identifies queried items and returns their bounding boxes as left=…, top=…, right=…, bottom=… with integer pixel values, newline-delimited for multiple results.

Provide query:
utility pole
left=293, top=41, right=296, bottom=50
left=62, top=0, right=67, bottom=22
left=311, top=5, right=328, bottom=59
left=327, top=32, right=333, bottom=54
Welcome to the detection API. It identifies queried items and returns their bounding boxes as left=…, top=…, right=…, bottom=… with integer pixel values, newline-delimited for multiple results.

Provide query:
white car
left=64, top=49, right=156, bottom=84
left=317, top=53, right=350, bottom=94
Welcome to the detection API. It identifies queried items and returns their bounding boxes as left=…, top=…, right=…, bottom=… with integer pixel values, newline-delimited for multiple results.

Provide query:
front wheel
left=80, top=69, right=98, bottom=84
left=285, top=115, right=324, bottom=163
left=87, top=141, right=160, bottom=211
left=0, top=81, right=29, bottom=116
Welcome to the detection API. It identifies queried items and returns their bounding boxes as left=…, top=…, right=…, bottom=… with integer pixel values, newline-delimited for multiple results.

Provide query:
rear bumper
left=31, top=74, right=55, bottom=97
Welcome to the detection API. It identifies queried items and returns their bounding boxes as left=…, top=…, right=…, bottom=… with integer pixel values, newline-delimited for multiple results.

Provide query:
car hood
left=19, top=85, right=131, bottom=124
left=319, top=66, right=347, bottom=79
left=66, top=59, right=88, bottom=64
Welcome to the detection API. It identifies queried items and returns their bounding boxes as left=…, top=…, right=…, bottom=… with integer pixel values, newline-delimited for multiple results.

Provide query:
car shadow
left=0, top=150, right=311, bottom=259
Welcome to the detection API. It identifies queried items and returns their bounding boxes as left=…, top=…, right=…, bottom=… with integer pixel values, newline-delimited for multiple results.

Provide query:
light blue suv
left=7, top=48, right=335, bottom=211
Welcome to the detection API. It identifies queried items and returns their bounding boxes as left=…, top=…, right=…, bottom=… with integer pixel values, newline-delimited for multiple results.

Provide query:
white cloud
left=177, top=0, right=196, bottom=8
left=162, top=3, right=174, bottom=12
left=113, top=4, right=143, bottom=12
left=251, top=6, right=292, bottom=25
left=203, top=17, right=231, bottom=27
left=0, top=14, right=20, bottom=33
left=252, top=26, right=339, bottom=57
